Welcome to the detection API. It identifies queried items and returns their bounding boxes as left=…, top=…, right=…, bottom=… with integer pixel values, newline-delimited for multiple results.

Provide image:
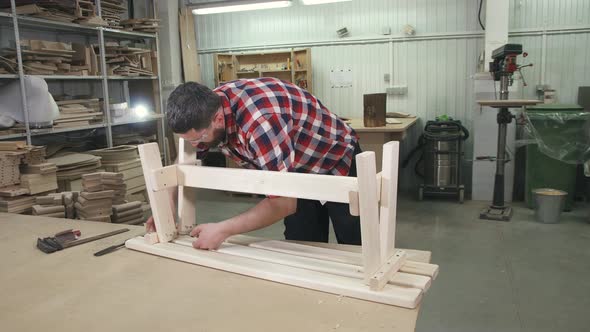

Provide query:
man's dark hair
left=166, top=82, right=221, bottom=133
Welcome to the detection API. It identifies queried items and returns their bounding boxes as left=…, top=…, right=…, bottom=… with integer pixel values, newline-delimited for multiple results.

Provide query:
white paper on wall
left=330, top=69, right=353, bottom=88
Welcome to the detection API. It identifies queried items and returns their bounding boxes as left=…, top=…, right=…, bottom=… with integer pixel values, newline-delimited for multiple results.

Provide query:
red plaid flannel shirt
left=203, top=78, right=358, bottom=176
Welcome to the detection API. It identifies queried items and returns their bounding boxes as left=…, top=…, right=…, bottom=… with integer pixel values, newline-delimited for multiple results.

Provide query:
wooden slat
left=174, top=236, right=430, bottom=291
left=245, top=239, right=439, bottom=279
left=126, top=237, right=423, bottom=308
left=177, top=138, right=197, bottom=234
left=177, top=165, right=358, bottom=203
left=138, top=143, right=177, bottom=242
left=379, top=141, right=400, bottom=262
left=355, top=151, right=381, bottom=282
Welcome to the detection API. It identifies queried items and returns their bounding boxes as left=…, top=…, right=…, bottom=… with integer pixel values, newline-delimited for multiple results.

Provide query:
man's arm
left=191, top=196, right=296, bottom=249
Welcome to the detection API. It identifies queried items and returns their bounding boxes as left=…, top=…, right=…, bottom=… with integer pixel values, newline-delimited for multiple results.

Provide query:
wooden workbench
left=0, top=213, right=430, bottom=332
left=348, top=117, right=419, bottom=172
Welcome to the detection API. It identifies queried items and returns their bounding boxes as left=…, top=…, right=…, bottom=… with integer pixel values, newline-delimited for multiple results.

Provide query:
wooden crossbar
left=177, top=164, right=358, bottom=204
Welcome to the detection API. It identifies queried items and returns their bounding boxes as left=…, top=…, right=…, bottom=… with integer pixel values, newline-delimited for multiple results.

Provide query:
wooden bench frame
left=125, top=139, right=438, bottom=309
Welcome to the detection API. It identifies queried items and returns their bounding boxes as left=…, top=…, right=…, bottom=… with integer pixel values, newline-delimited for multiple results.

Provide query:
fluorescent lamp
left=193, top=1, right=292, bottom=15
left=133, top=104, right=149, bottom=118
left=301, top=0, right=352, bottom=5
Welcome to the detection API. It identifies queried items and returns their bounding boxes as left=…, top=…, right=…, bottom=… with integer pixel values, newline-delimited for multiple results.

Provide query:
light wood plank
left=246, top=239, right=438, bottom=279
left=150, top=165, right=178, bottom=191
left=401, top=261, right=440, bottom=279
left=355, top=151, right=381, bottom=283
left=370, top=250, right=406, bottom=291
left=174, top=236, right=430, bottom=291
left=348, top=191, right=359, bottom=216
left=177, top=165, right=357, bottom=203
left=138, top=143, right=177, bottom=242
left=177, top=138, right=197, bottom=235
left=380, top=141, right=400, bottom=262
left=250, top=240, right=362, bottom=265
left=126, top=237, right=422, bottom=308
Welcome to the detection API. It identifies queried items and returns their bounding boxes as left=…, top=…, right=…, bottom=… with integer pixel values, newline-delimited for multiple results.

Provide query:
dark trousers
left=283, top=143, right=362, bottom=245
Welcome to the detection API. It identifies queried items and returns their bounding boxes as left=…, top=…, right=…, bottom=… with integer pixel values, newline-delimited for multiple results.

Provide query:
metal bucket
left=532, top=188, right=567, bottom=224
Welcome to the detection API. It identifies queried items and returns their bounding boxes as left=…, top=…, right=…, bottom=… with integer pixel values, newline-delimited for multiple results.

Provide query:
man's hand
left=145, top=216, right=156, bottom=233
left=190, top=222, right=232, bottom=250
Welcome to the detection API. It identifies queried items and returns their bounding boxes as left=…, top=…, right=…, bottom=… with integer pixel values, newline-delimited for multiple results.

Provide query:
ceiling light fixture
left=301, top=0, right=352, bottom=5
left=192, top=0, right=292, bottom=15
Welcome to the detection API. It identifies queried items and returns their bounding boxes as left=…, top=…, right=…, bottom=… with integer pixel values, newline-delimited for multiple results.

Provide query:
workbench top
left=348, top=117, right=418, bottom=133
left=0, top=213, right=428, bottom=332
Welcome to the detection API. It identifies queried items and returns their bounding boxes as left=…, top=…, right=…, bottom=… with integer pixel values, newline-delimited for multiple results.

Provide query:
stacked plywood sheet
left=0, top=141, right=26, bottom=151
left=82, top=171, right=125, bottom=204
left=20, top=163, right=58, bottom=194
left=22, top=146, right=47, bottom=165
left=0, top=142, right=27, bottom=187
left=89, top=146, right=146, bottom=201
left=75, top=188, right=113, bottom=222
left=94, top=0, right=126, bottom=29
left=33, top=192, right=77, bottom=218
left=0, top=144, right=57, bottom=214
left=1, top=39, right=97, bottom=76
left=0, top=194, right=36, bottom=214
left=111, top=201, right=143, bottom=225
left=0, top=152, right=23, bottom=188
left=95, top=42, right=154, bottom=77
left=53, top=97, right=103, bottom=128
left=2, top=1, right=79, bottom=23
left=0, top=1, right=106, bottom=25
left=32, top=204, right=65, bottom=218
left=121, top=18, right=160, bottom=33
left=48, top=153, right=102, bottom=180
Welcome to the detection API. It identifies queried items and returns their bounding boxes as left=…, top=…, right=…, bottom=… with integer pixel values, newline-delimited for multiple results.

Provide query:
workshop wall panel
left=194, top=0, right=482, bottom=50
left=509, top=0, right=590, bottom=30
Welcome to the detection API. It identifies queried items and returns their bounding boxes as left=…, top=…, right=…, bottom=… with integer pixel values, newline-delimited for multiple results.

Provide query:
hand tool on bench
left=37, top=228, right=130, bottom=254
left=93, top=241, right=127, bottom=256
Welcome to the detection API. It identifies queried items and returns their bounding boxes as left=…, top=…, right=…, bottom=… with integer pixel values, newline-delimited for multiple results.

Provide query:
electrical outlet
left=386, top=86, right=408, bottom=95
left=384, top=73, right=390, bottom=82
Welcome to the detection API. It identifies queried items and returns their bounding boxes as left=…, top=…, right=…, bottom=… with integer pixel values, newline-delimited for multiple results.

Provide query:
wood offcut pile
left=33, top=192, right=68, bottom=218
left=47, top=153, right=102, bottom=191
left=0, top=0, right=108, bottom=25
left=76, top=171, right=127, bottom=222
left=89, top=145, right=146, bottom=202
left=111, top=200, right=143, bottom=224
left=1, top=39, right=98, bottom=76
left=0, top=142, right=58, bottom=214
left=95, top=41, right=155, bottom=77
left=120, top=18, right=160, bottom=33
left=53, top=96, right=103, bottom=128
left=95, top=0, right=126, bottom=29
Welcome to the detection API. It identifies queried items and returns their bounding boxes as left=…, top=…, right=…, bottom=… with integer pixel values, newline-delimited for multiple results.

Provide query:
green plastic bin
left=525, top=104, right=589, bottom=211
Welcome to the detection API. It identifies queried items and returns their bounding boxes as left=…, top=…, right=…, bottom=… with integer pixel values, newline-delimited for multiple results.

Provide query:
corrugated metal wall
left=192, top=0, right=590, bottom=191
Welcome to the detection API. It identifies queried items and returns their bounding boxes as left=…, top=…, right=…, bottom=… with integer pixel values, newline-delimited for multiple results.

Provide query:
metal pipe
left=197, top=26, right=590, bottom=55
left=10, top=0, right=32, bottom=144
left=96, top=0, right=113, bottom=147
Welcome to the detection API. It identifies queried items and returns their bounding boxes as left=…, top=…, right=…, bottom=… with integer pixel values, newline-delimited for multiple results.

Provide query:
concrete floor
left=195, top=190, right=590, bottom=332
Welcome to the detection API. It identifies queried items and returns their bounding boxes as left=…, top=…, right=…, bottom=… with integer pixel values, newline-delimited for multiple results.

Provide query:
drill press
left=479, top=44, right=526, bottom=221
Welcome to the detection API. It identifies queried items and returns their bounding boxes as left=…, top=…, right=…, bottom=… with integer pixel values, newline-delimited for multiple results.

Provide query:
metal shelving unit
left=111, top=114, right=164, bottom=126
left=0, top=0, right=167, bottom=162
left=30, top=123, right=107, bottom=136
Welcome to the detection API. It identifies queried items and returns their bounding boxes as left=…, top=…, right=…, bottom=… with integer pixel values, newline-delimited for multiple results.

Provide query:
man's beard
left=202, top=128, right=226, bottom=148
